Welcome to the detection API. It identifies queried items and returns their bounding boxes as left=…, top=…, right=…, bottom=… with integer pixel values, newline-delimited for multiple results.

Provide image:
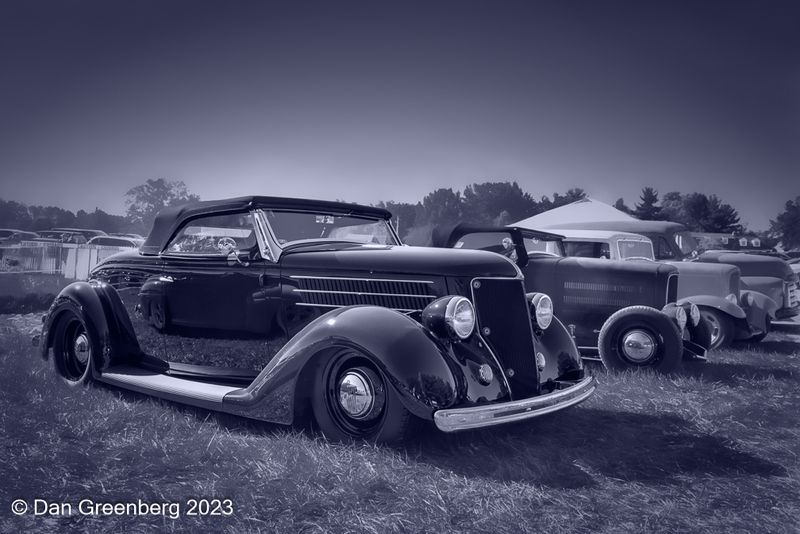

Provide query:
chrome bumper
left=433, top=376, right=597, bottom=432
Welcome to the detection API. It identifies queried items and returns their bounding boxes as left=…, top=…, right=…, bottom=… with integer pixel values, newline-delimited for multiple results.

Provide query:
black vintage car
left=433, top=225, right=710, bottom=373
left=38, top=196, right=596, bottom=443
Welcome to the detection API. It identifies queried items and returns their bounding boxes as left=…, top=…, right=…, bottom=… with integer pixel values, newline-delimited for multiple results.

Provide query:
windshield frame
left=254, top=208, right=400, bottom=261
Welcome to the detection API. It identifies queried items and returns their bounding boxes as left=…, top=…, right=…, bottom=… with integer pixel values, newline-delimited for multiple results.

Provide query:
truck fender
left=739, top=290, right=779, bottom=333
left=41, top=280, right=140, bottom=374
left=224, top=305, right=460, bottom=422
left=676, top=295, right=746, bottom=320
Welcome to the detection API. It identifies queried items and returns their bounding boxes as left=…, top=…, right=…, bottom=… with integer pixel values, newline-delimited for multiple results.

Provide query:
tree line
left=1, top=178, right=798, bottom=249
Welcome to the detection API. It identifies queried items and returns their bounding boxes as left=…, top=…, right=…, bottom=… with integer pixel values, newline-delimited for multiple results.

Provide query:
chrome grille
left=290, top=275, right=435, bottom=312
left=563, top=280, right=646, bottom=308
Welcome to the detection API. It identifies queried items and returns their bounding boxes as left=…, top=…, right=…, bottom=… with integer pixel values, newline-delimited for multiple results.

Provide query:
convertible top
left=141, top=196, right=392, bottom=255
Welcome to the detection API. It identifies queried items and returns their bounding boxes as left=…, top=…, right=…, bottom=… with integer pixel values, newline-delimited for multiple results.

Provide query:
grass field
left=1, top=315, right=798, bottom=533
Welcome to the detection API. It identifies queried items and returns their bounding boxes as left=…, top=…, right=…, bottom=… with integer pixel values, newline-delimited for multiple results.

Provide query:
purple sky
left=1, top=1, right=798, bottom=230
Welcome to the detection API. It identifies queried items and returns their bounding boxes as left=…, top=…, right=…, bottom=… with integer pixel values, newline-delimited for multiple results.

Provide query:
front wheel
left=698, top=308, right=733, bottom=350
left=598, top=306, right=683, bottom=373
left=52, top=309, right=94, bottom=386
left=311, top=348, right=420, bottom=443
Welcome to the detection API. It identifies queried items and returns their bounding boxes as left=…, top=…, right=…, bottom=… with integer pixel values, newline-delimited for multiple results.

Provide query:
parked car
left=38, top=196, right=596, bottom=442
left=433, top=225, right=709, bottom=373
left=35, top=230, right=88, bottom=244
left=541, top=220, right=799, bottom=346
left=87, top=236, right=143, bottom=248
left=109, top=232, right=145, bottom=240
left=0, top=228, right=39, bottom=244
left=51, top=227, right=108, bottom=240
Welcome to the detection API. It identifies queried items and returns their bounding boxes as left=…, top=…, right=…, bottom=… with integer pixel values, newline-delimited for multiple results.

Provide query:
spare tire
left=598, top=305, right=683, bottom=373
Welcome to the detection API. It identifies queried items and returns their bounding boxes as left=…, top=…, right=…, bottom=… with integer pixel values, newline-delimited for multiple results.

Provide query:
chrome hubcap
left=621, top=329, right=656, bottom=362
left=337, top=371, right=374, bottom=419
left=73, top=332, right=90, bottom=364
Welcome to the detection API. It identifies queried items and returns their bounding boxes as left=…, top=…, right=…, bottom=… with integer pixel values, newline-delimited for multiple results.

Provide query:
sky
left=0, top=0, right=798, bottom=230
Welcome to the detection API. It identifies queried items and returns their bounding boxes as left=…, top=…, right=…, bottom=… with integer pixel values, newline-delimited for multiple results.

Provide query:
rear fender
left=41, top=280, right=140, bottom=374
left=224, top=306, right=460, bottom=422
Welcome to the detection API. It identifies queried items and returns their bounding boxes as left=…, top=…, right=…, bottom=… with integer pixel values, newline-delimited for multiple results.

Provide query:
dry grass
left=0, top=317, right=798, bottom=533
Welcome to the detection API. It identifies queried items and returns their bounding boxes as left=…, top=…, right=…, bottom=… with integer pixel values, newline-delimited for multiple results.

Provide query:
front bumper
left=433, top=376, right=597, bottom=432
left=776, top=305, right=800, bottom=320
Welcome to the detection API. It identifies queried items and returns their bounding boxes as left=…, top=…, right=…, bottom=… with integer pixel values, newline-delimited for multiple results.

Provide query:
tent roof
left=513, top=198, right=636, bottom=229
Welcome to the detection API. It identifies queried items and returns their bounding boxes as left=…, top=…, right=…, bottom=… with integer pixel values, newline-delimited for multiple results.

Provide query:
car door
left=158, top=211, right=283, bottom=371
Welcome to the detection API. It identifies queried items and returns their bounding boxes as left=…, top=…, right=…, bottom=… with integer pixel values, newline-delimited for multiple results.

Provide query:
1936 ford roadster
left=39, top=196, right=596, bottom=443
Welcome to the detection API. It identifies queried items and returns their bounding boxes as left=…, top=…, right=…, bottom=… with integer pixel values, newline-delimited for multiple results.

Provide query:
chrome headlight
left=674, top=306, right=687, bottom=331
left=725, top=293, right=738, bottom=305
left=527, top=292, right=553, bottom=330
left=422, top=296, right=475, bottom=341
left=445, top=297, right=476, bottom=339
left=689, top=303, right=700, bottom=327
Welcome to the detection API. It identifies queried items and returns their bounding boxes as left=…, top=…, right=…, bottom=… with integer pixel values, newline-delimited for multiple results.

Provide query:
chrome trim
left=252, top=209, right=280, bottom=263
left=665, top=272, right=679, bottom=306
left=290, top=275, right=434, bottom=284
left=433, top=376, right=596, bottom=432
left=294, top=302, right=422, bottom=313
left=293, top=289, right=436, bottom=299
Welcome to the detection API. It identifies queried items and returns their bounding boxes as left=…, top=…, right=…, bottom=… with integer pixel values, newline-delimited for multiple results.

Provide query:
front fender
left=676, top=295, right=746, bottom=320
left=536, top=316, right=583, bottom=381
left=224, top=306, right=460, bottom=422
left=41, top=280, right=140, bottom=374
left=740, top=290, right=779, bottom=333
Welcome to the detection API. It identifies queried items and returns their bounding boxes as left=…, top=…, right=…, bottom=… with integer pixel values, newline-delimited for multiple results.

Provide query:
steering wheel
left=217, top=236, right=238, bottom=254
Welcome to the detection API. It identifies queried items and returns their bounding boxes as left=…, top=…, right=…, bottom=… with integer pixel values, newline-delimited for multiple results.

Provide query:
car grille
left=470, top=277, right=539, bottom=398
left=562, top=280, right=648, bottom=308
left=290, top=275, right=436, bottom=312
left=786, top=281, right=799, bottom=308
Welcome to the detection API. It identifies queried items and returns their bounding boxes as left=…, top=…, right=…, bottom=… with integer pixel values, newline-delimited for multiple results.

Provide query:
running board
left=98, top=365, right=245, bottom=409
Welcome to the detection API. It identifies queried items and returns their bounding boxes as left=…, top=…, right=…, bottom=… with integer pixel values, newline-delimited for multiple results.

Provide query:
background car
left=87, top=236, right=143, bottom=248
left=434, top=224, right=710, bottom=373
left=0, top=229, right=39, bottom=245
left=50, top=227, right=108, bottom=240
left=535, top=220, right=798, bottom=347
left=38, top=196, right=595, bottom=443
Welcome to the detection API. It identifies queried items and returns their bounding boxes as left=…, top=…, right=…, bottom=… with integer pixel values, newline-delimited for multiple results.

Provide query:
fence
left=0, top=243, right=132, bottom=280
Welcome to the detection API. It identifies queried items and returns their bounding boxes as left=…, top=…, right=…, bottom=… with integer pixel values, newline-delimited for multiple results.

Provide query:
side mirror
left=227, top=250, right=250, bottom=267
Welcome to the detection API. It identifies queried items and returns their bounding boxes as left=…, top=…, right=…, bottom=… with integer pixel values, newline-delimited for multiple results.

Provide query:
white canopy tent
left=513, top=198, right=636, bottom=229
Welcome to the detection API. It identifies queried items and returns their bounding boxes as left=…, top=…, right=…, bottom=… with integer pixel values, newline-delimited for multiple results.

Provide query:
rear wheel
left=311, top=348, right=420, bottom=443
left=52, top=310, right=93, bottom=386
left=598, top=306, right=683, bottom=373
left=698, top=308, right=732, bottom=349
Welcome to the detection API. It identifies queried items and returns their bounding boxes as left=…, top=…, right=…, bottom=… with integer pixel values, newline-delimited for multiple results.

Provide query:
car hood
left=280, top=244, right=520, bottom=278
left=663, top=261, right=739, bottom=299
left=696, top=252, right=793, bottom=279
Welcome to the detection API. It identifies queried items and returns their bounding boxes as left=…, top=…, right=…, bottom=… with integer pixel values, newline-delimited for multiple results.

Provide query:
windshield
left=264, top=210, right=398, bottom=247
left=674, top=231, right=701, bottom=256
left=522, top=236, right=563, bottom=257
left=618, top=239, right=655, bottom=260
left=454, top=232, right=564, bottom=257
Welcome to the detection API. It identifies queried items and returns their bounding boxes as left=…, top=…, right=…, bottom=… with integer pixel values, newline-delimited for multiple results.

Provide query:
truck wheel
left=598, top=306, right=683, bottom=373
left=311, top=348, right=420, bottom=443
left=52, top=307, right=94, bottom=386
left=698, top=308, right=732, bottom=349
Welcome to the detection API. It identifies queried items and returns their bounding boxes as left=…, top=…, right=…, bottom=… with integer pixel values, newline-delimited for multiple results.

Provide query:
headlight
left=445, top=297, right=476, bottom=339
left=528, top=292, right=553, bottom=330
left=681, top=302, right=700, bottom=327
left=422, top=296, right=475, bottom=341
left=674, top=306, right=687, bottom=331
left=725, top=293, right=738, bottom=305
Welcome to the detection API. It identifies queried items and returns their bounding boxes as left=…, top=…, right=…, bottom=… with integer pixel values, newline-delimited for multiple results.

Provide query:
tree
left=125, top=179, right=200, bottom=234
left=703, top=195, right=742, bottom=233
left=770, top=196, right=800, bottom=249
left=461, top=181, right=538, bottom=225
left=417, top=188, right=463, bottom=226
left=0, top=199, right=33, bottom=229
left=633, top=187, right=662, bottom=220
left=613, top=197, right=632, bottom=214
left=659, top=192, right=685, bottom=224
left=376, top=201, right=420, bottom=238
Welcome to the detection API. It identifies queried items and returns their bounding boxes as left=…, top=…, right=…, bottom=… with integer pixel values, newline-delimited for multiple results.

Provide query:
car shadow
left=407, top=407, right=786, bottom=489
